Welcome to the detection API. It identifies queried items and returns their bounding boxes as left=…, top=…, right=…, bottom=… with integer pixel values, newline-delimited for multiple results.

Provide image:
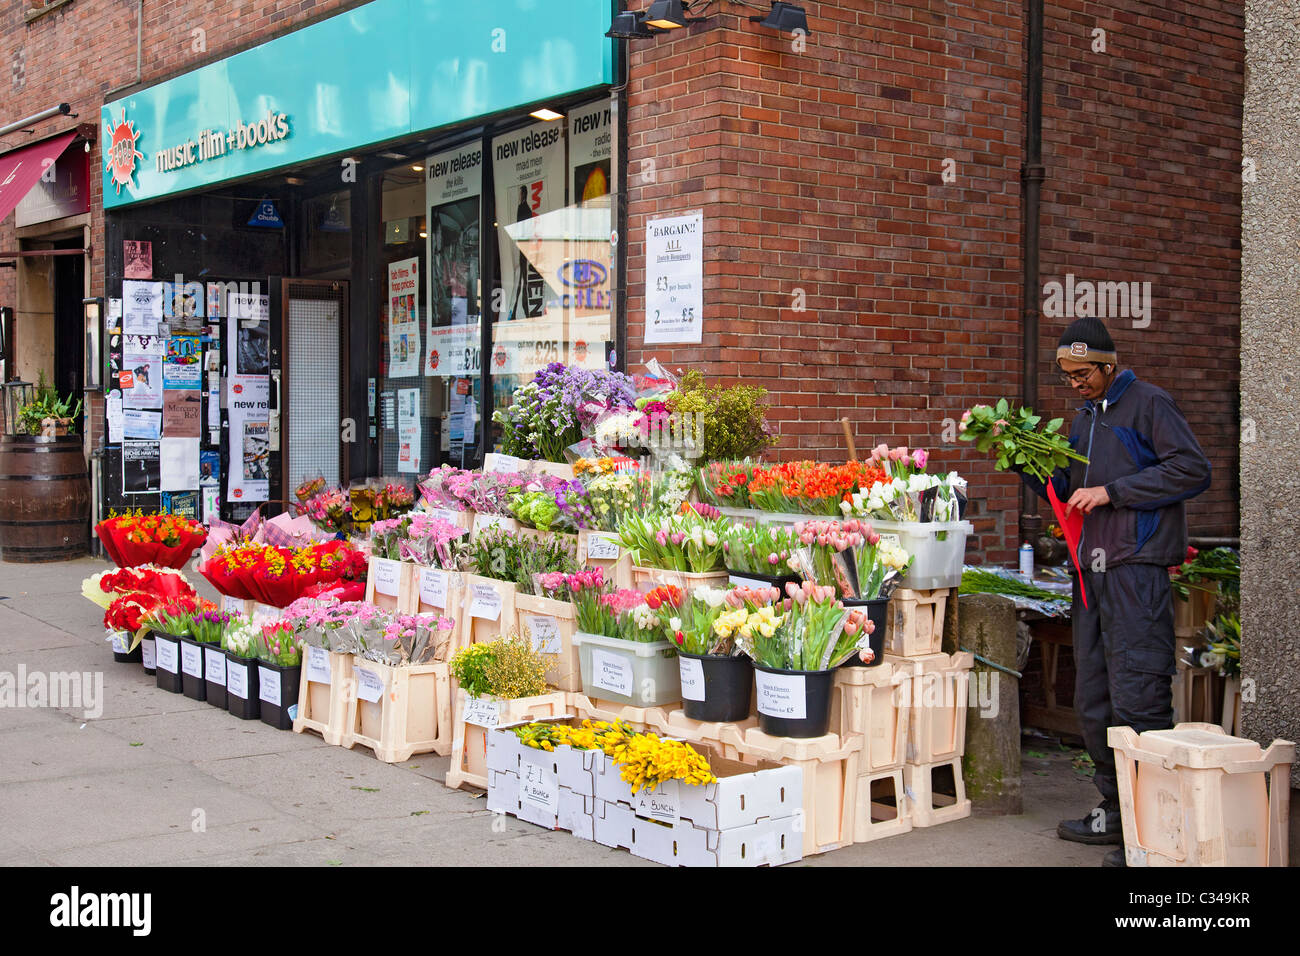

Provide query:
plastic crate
left=870, top=519, right=972, bottom=590
left=349, top=659, right=452, bottom=762
left=572, top=630, right=682, bottom=708
left=884, top=588, right=950, bottom=658
left=293, top=646, right=355, bottom=747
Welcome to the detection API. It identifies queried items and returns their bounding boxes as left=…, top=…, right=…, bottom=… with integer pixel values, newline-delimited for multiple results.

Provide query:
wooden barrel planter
left=0, top=435, right=90, bottom=563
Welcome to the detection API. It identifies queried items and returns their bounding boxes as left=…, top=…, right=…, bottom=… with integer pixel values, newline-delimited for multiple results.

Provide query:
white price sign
left=484, top=453, right=525, bottom=474
left=418, top=567, right=450, bottom=609
left=371, top=558, right=402, bottom=597
left=306, top=645, right=332, bottom=685
left=156, top=638, right=178, bottom=674
left=679, top=656, right=705, bottom=702
left=755, top=669, right=806, bottom=720
left=634, top=779, right=680, bottom=824
left=221, top=594, right=244, bottom=616
left=585, top=533, right=621, bottom=561
left=141, top=638, right=156, bottom=671
left=258, top=666, right=282, bottom=706
left=590, top=647, right=634, bottom=698
left=181, top=641, right=203, bottom=678
left=728, top=574, right=768, bottom=590
left=226, top=660, right=248, bottom=699
left=204, top=646, right=227, bottom=686
left=430, top=508, right=463, bottom=526
left=524, top=615, right=562, bottom=655
left=109, top=631, right=129, bottom=654
left=878, top=533, right=902, bottom=551
left=469, top=582, right=503, bottom=621
left=355, top=666, right=384, bottom=703
left=644, top=210, right=704, bottom=345
left=462, top=696, right=501, bottom=728
left=519, top=761, right=559, bottom=815
left=474, top=513, right=504, bottom=536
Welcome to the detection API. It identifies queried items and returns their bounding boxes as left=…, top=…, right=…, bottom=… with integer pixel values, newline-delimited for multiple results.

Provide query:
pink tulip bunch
left=869, top=444, right=930, bottom=482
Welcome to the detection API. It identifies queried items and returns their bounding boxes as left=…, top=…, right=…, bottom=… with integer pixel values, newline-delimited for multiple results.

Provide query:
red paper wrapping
left=1045, top=482, right=1087, bottom=610
left=95, top=518, right=208, bottom=570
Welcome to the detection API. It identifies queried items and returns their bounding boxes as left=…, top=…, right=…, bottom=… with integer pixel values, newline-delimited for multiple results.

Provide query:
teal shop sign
left=102, top=0, right=614, bottom=208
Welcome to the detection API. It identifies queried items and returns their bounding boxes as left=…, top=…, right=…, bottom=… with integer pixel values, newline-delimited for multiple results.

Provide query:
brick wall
left=623, top=1, right=1026, bottom=561
left=623, top=0, right=1242, bottom=559
left=1036, top=0, right=1243, bottom=539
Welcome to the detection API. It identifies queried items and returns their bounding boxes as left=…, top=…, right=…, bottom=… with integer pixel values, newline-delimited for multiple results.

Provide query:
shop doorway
left=280, top=279, right=349, bottom=498
left=51, top=238, right=85, bottom=399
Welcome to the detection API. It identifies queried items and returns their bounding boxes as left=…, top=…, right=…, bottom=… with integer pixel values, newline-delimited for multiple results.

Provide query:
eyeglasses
left=1060, top=366, right=1099, bottom=386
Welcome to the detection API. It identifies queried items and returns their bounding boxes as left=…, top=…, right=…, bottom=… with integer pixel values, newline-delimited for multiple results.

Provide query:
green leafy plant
left=18, top=371, right=82, bottom=436
left=958, top=399, right=1087, bottom=483
left=666, top=370, right=778, bottom=463
left=450, top=635, right=549, bottom=699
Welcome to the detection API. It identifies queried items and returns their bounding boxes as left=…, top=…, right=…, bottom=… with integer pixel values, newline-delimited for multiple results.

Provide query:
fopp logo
left=558, top=259, right=607, bottom=289
left=104, top=108, right=143, bottom=194
left=429, top=349, right=440, bottom=371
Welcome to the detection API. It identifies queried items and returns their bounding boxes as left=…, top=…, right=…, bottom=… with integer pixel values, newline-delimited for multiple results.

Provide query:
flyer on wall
left=123, top=240, right=152, bottom=280
left=120, top=335, right=165, bottom=408
left=162, top=390, right=202, bottom=437
left=163, top=335, right=203, bottom=388
left=387, top=257, right=422, bottom=378
left=122, top=280, right=163, bottom=336
left=122, top=441, right=161, bottom=494
left=425, top=142, right=483, bottom=376
left=644, top=210, right=704, bottom=345
left=396, top=387, right=421, bottom=474
left=160, top=437, right=200, bottom=491
left=226, top=292, right=270, bottom=503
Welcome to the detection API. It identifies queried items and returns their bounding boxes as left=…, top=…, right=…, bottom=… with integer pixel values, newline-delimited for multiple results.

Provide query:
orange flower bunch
left=747, top=461, right=888, bottom=516
left=95, top=510, right=207, bottom=569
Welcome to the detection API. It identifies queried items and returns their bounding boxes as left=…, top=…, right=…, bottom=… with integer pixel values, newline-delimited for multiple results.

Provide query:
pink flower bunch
left=399, top=513, right=470, bottom=569
left=724, top=585, right=782, bottom=609
left=565, top=567, right=605, bottom=595
left=793, top=519, right=865, bottom=552
left=535, top=571, right=573, bottom=602
left=869, top=444, right=929, bottom=481
left=680, top=501, right=720, bottom=520
left=600, top=588, right=647, bottom=615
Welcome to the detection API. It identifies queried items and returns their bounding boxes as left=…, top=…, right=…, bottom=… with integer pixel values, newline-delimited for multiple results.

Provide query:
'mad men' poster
left=226, top=294, right=270, bottom=503
left=387, top=257, right=422, bottom=378
left=492, top=121, right=565, bottom=325
left=425, top=142, right=482, bottom=377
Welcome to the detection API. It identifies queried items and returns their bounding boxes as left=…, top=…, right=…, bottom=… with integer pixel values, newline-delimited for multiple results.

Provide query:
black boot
left=1102, top=847, right=1127, bottom=867
left=1057, top=801, right=1123, bottom=845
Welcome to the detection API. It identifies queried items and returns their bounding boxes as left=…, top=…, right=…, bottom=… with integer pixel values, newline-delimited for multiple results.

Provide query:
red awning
left=0, top=131, right=77, bottom=224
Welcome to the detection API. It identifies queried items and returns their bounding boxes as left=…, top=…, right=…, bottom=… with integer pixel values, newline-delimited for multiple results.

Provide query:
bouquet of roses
left=200, top=540, right=368, bottom=607
left=94, top=510, right=207, bottom=569
left=294, top=476, right=328, bottom=506
left=377, top=482, right=416, bottom=519
left=959, top=399, right=1088, bottom=483
left=459, top=471, right=529, bottom=516
left=370, top=517, right=407, bottom=560
left=298, top=486, right=351, bottom=535
left=494, top=362, right=638, bottom=462
left=376, top=612, right=457, bottom=665
left=83, top=565, right=199, bottom=649
left=730, top=582, right=874, bottom=670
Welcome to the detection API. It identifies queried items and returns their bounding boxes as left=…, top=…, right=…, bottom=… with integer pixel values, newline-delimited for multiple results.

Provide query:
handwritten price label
left=258, top=666, right=282, bottom=706
left=519, top=761, right=559, bottom=814
left=590, top=647, right=634, bottom=698
left=755, top=669, right=806, bottom=720
left=469, top=582, right=503, bottom=621
left=355, top=666, right=384, bottom=703
left=181, top=642, right=203, bottom=679
left=585, top=533, right=621, bottom=561
left=524, top=615, right=562, bottom=655
left=226, top=660, right=247, bottom=699
left=306, top=645, right=332, bottom=685
left=418, top=567, right=450, bottom=609
left=141, top=638, right=156, bottom=671
left=462, top=696, right=501, bottom=728
left=678, top=656, right=705, bottom=702
left=372, top=558, right=402, bottom=597
left=205, top=646, right=227, bottom=686
left=634, top=779, right=680, bottom=824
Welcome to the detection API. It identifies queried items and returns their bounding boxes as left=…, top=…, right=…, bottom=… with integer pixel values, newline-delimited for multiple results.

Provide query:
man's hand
left=1066, top=485, right=1110, bottom=516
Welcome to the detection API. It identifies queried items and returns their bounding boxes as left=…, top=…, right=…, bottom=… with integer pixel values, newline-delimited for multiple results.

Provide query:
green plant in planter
left=666, top=370, right=778, bottom=463
left=18, top=371, right=82, bottom=436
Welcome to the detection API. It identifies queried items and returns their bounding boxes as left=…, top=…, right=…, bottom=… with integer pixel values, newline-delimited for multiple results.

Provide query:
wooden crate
left=630, top=565, right=729, bottom=594
left=471, top=513, right=519, bottom=540
left=576, top=529, right=634, bottom=589
left=712, top=727, right=862, bottom=857
left=1173, top=588, right=1215, bottom=640
left=419, top=506, right=474, bottom=532
left=884, top=588, right=949, bottom=658
left=1109, top=723, right=1293, bottom=867
left=831, top=661, right=910, bottom=774
left=566, top=691, right=681, bottom=732
left=1172, top=658, right=1222, bottom=725
left=853, top=767, right=913, bottom=843
left=364, top=556, right=413, bottom=612
left=349, top=659, right=452, bottom=762
left=293, top=646, right=355, bottom=747
left=404, top=565, right=469, bottom=657
left=462, top=573, right=517, bottom=645
left=890, top=651, right=974, bottom=765
left=515, top=592, right=582, bottom=692
left=445, top=688, right=569, bottom=791
left=904, top=757, right=972, bottom=827
left=1221, top=676, right=1243, bottom=737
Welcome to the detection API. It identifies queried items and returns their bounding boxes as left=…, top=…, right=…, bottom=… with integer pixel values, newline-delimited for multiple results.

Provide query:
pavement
left=0, top=555, right=1119, bottom=867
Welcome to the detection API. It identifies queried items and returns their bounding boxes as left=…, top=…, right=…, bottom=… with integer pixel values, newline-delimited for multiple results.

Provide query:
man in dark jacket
left=1021, top=317, right=1211, bottom=865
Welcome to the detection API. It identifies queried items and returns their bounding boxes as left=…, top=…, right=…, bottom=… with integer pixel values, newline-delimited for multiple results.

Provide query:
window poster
left=397, top=387, right=421, bottom=474
left=491, top=121, right=565, bottom=327
left=425, top=142, right=483, bottom=377
left=565, top=98, right=614, bottom=371
left=226, top=295, right=270, bottom=503
left=387, top=257, right=422, bottom=378
left=569, top=99, right=612, bottom=204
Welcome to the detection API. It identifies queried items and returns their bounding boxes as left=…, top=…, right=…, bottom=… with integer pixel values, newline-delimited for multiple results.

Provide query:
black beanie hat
left=1056, top=317, right=1117, bottom=367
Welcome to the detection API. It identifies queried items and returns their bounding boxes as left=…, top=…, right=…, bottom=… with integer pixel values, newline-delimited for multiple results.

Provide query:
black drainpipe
left=1019, top=0, right=1045, bottom=547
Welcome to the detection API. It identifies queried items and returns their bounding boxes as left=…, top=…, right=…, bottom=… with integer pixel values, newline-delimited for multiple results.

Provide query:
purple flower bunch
left=188, top=609, right=233, bottom=644
left=493, top=363, right=637, bottom=462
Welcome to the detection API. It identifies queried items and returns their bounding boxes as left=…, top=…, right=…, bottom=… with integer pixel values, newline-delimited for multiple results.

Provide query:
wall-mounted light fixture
left=606, top=11, right=662, bottom=39
left=645, top=0, right=705, bottom=30
left=529, top=108, right=565, bottom=121
left=750, top=2, right=811, bottom=34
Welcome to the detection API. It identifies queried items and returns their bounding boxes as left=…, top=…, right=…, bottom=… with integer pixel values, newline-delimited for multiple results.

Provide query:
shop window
left=302, top=191, right=351, bottom=275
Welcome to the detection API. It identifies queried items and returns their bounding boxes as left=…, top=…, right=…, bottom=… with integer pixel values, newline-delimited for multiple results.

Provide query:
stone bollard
left=956, top=592, right=1023, bottom=814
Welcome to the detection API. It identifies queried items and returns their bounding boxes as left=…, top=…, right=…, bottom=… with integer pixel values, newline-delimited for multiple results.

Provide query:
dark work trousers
left=1071, top=563, right=1176, bottom=805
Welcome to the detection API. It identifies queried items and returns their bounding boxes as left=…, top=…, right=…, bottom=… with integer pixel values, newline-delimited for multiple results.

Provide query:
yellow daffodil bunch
left=512, top=719, right=716, bottom=793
